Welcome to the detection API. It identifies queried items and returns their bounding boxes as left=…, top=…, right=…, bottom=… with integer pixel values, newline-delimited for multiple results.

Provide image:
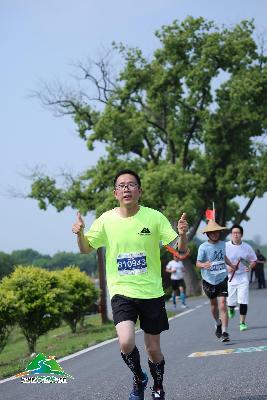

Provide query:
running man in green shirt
left=72, top=169, right=188, bottom=400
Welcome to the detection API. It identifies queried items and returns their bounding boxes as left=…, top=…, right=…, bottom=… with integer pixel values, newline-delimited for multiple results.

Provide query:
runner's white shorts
left=227, top=281, right=249, bottom=306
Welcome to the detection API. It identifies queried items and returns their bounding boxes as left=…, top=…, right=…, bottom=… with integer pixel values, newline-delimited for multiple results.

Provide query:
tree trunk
left=70, top=320, right=77, bottom=333
left=27, top=336, right=37, bottom=355
left=183, top=258, right=202, bottom=296
left=79, top=316, right=85, bottom=328
left=97, top=248, right=109, bottom=324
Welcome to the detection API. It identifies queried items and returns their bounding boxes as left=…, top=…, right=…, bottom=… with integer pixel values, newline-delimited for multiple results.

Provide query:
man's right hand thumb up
left=72, top=211, right=85, bottom=235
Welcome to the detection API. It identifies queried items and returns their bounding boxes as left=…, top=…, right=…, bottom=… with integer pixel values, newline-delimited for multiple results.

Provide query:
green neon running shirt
left=85, top=206, right=178, bottom=299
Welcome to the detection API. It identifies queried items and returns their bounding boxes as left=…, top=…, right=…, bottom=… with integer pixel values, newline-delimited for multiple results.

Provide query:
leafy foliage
left=0, top=249, right=97, bottom=280
left=30, top=17, right=267, bottom=234
left=29, top=17, right=267, bottom=293
left=1, top=266, right=64, bottom=353
left=0, top=252, right=14, bottom=280
left=0, top=288, right=17, bottom=353
left=57, top=266, right=99, bottom=333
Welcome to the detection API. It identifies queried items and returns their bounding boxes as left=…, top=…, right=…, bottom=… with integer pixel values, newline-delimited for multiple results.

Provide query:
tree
left=49, top=251, right=97, bottom=275
left=11, top=249, right=45, bottom=265
left=58, top=266, right=99, bottom=333
left=0, top=252, right=14, bottom=280
left=0, top=287, right=17, bottom=352
left=30, top=17, right=267, bottom=294
left=5, top=248, right=97, bottom=274
left=1, top=266, right=64, bottom=354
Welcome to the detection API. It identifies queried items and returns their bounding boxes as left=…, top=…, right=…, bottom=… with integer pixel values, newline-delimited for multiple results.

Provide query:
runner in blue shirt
left=196, top=220, right=235, bottom=342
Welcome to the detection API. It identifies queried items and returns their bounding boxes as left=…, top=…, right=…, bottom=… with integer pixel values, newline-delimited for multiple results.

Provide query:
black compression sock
left=121, top=346, right=144, bottom=381
left=148, top=358, right=165, bottom=390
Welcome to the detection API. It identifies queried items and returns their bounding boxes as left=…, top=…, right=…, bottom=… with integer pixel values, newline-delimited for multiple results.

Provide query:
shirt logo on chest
left=212, top=250, right=224, bottom=261
left=138, top=227, right=151, bottom=235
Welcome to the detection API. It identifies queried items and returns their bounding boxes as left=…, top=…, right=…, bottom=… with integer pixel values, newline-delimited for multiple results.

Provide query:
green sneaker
left=228, top=308, right=235, bottom=319
left=240, top=322, right=248, bottom=331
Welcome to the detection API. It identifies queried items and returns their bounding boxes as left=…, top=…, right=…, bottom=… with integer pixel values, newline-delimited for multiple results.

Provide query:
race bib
left=117, top=252, right=147, bottom=275
left=210, top=261, right=226, bottom=275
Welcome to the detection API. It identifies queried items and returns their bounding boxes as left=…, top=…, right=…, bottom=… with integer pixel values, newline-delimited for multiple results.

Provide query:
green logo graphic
left=16, top=353, right=73, bottom=383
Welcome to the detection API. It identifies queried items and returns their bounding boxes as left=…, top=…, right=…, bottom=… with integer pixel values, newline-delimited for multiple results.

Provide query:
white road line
left=168, top=308, right=195, bottom=321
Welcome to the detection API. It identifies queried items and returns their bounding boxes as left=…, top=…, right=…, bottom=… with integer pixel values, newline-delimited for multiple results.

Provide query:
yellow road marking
left=188, top=345, right=267, bottom=358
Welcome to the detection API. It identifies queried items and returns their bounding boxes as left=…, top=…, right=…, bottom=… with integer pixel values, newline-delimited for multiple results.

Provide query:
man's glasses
left=115, top=182, right=139, bottom=191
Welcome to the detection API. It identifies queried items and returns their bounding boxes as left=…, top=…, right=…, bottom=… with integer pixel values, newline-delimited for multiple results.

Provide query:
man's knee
left=120, top=340, right=135, bottom=355
left=219, top=297, right=227, bottom=308
left=116, top=321, right=135, bottom=354
left=145, top=340, right=161, bottom=360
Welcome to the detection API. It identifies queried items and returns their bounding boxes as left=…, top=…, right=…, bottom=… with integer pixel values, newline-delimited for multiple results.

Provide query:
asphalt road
left=1, top=287, right=267, bottom=400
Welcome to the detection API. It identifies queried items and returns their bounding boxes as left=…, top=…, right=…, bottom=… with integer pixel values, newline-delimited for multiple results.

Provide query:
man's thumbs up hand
left=177, top=213, right=188, bottom=236
left=72, top=211, right=85, bottom=235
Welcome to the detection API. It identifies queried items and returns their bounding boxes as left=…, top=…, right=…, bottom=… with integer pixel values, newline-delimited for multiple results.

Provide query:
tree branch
left=235, top=194, right=256, bottom=225
left=182, top=90, right=207, bottom=169
left=188, top=208, right=206, bottom=241
left=143, top=133, right=159, bottom=164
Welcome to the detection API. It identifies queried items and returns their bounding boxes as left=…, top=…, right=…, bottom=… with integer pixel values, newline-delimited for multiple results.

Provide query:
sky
left=1, top=0, right=267, bottom=255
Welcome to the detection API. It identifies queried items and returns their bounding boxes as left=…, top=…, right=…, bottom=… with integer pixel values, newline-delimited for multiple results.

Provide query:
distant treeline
left=0, top=249, right=97, bottom=280
left=1, top=241, right=266, bottom=281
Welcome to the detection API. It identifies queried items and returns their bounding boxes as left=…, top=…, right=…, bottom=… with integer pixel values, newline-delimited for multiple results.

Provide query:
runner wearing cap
left=196, top=220, right=235, bottom=342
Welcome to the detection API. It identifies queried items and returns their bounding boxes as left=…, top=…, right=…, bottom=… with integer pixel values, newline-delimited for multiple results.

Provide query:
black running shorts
left=111, top=294, right=169, bottom=335
left=171, top=279, right=185, bottom=291
left=202, top=277, right=228, bottom=299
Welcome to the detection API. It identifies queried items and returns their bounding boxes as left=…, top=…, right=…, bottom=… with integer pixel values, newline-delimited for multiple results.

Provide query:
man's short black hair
left=230, top=224, right=244, bottom=236
left=114, top=169, right=141, bottom=187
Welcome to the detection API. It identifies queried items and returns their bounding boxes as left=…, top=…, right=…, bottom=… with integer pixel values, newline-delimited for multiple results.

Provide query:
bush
left=1, top=266, right=64, bottom=354
left=57, top=266, right=99, bottom=333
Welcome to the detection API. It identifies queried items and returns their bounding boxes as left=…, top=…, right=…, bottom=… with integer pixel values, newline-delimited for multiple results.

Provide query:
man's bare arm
left=72, top=212, right=94, bottom=254
left=77, top=231, right=94, bottom=254
left=196, top=261, right=211, bottom=269
left=225, top=256, right=235, bottom=272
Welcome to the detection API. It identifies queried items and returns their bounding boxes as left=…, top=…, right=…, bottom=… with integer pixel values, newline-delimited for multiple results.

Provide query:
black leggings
left=240, top=304, right=247, bottom=315
left=229, top=304, right=247, bottom=315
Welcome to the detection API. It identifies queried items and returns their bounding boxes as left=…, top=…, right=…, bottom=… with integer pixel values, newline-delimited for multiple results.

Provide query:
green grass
left=0, top=315, right=116, bottom=379
left=0, top=311, right=175, bottom=379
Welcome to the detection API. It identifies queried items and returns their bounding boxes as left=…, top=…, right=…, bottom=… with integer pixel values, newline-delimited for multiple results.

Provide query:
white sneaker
left=181, top=304, right=187, bottom=308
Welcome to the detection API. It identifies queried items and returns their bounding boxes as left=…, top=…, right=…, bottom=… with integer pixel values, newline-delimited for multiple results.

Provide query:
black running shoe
left=151, top=388, right=165, bottom=399
left=215, top=322, right=222, bottom=338
left=221, top=332, right=230, bottom=342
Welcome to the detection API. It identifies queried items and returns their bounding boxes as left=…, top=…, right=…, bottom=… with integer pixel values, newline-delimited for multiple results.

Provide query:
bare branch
left=30, top=80, right=84, bottom=117
left=31, top=51, right=119, bottom=118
